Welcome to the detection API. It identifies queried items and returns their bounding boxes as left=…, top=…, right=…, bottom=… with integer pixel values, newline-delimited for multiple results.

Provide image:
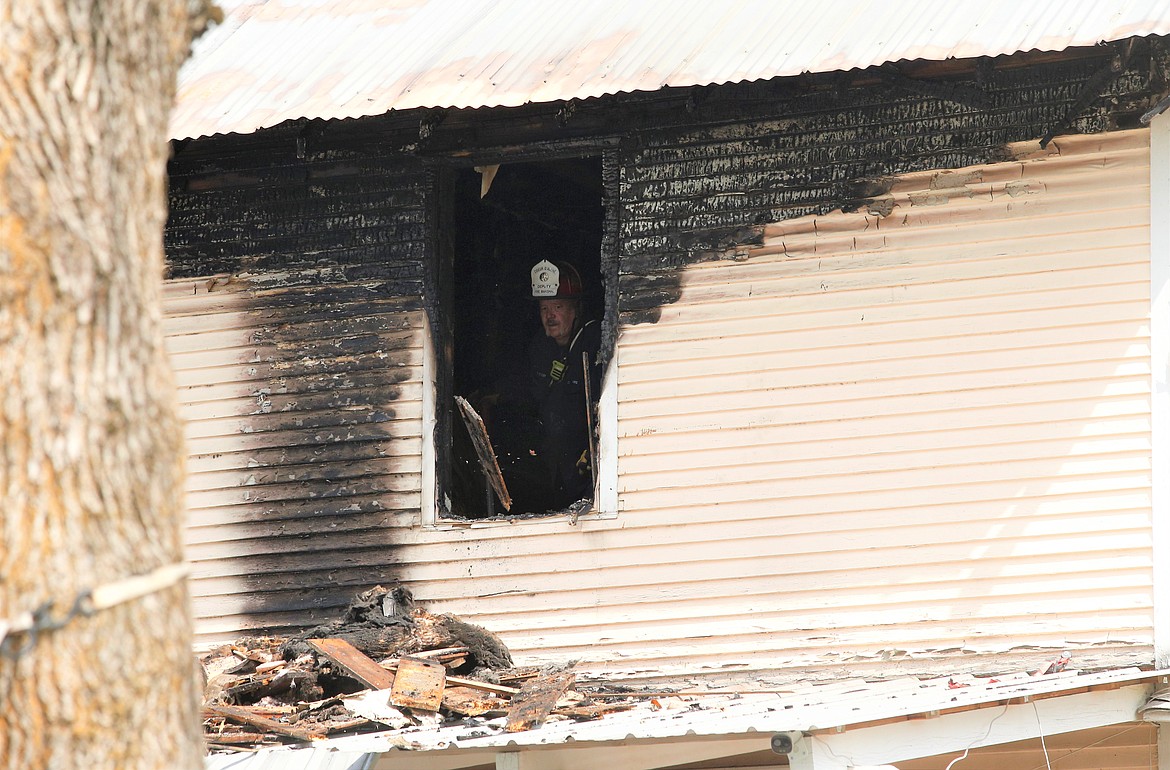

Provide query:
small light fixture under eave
left=1139, top=686, right=1170, bottom=723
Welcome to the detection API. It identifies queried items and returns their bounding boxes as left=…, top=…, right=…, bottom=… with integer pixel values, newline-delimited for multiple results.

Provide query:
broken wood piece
left=442, top=685, right=509, bottom=717
left=223, top=668, right=312, bottom=703
left=505, top=671, right=575, bottom=733
left=412, top=646, right=470, bottom=660
left=204, top=704, right=325, bottom=743
left=554, top=700, right=636, bottom=721
left=377, top=662, right=518, bottom=696
left=455, top=395, right=512, bottom=510
left=445, top=674, right=520, bottom=696
left=202, top=731, right=269, bottom=746
left=390, top=655, right=446, bottom=712
left=255, top=659, right=287, bottom=675
left=324, top=718, right=371, bottom=733
left=308, top=638, right=396, bottom=690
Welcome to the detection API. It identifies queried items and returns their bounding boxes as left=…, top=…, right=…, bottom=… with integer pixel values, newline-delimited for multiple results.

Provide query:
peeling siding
left=610, top=129, right=1153, bottom=676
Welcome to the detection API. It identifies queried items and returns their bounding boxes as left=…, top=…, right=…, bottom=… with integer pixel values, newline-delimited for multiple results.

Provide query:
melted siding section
left=605, top=129, right=1153, bottom=677
left=164, top=275, right=426, bottom=644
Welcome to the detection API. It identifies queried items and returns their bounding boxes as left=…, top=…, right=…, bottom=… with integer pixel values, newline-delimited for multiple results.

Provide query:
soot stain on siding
left=169, top=118, right=429, bottom=632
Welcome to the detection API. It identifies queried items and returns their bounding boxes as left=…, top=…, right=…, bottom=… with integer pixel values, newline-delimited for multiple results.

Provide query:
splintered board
left=307, top=638, right=396, bottom=690
left=391, top=656, right=446, bottom=712
left=455, top=395, right=512, bottom=510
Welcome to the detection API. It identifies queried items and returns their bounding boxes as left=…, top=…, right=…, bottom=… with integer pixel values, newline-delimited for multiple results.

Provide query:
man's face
left=539, top=299, right=578, bottom=347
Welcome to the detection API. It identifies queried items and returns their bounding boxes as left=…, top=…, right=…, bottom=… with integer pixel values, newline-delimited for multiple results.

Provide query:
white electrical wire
left=0, top=562, right=188, bottom=656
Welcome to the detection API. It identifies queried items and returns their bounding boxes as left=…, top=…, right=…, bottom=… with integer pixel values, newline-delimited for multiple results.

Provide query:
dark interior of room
left=447, top=157, right=603, bottom=519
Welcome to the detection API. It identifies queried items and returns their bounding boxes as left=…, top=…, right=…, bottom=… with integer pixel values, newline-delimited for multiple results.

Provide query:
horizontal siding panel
left=185, top=416, right=423, bottom=455
left=418, top=556, right=1152, bottom=616
left=618, top=388, right=1149, bottom=439
left=622, top=411, right=1149, bottom=462
left=184, top=471, right=421, bottom=509
left=186, top=452, right=420, bottom=494
left=187, top=436, right=423, bottom=475
left=620, top=277, right=1148, bottom=347
left=164, top=314, right=420, bottom=354
left=178, top=383, right=424, bottom=426
left=172, top=348, right=423, bottom=389
left=172, top=369, right=413, bottom=406
left=384, top=525, right=1154, bottom=586
left=193, top=572, right=1151, bottom=641
left=167, top=328, right=420, bottom=371
left=616, top=396, right=1150, bottom=454
left=621, top=251, right=1147, bottom=317
left=344, top=490, right=1154, bottom=575
left=620, top=262, right=1148, bottom=354
left=621, top=432, right=1150, bottom=480
left=619, top=360, right=1149, bottom=421
left=621, top=330, right=1147, bottom=397
left=624, top=264, right=1147, bottom=333
left=186, top=491, right=419, bottom=528
left=497, top=606, right=1153, bottom=657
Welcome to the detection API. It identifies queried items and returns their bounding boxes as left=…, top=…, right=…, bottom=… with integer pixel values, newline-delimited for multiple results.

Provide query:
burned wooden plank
left=390, top=655, right=446, bottom=712
left=555, top=700, right=637, bottom=721
left=455, top=395, right=511, bottom=510
left=505, top=671, right=575, bottom=733
left=203, top=732, right=270, bottom=746
left=204, top=704, right=324, bottom=743
left=308, top=638, right=396, bottom=690
left=442, top=686, right=509, bottom=717
left=445, top=674, right=519, bottom=696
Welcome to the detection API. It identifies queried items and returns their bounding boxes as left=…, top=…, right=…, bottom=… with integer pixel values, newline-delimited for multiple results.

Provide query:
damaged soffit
left=171, top=0, right=1170, bottom=141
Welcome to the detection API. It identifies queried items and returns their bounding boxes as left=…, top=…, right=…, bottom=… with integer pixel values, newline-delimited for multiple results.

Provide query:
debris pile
left=200, top=586, right=635, bottom=751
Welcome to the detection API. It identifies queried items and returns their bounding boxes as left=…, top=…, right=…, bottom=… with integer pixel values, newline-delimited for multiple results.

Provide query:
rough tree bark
left=0, top=1, right=218, bottom=767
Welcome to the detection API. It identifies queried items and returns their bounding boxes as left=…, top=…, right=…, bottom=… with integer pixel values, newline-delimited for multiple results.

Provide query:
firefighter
left=490, top=259, right=601, bottom=513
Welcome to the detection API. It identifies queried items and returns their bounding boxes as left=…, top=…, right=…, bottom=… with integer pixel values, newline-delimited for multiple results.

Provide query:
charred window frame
left=422, top=145, right=619, bottom=526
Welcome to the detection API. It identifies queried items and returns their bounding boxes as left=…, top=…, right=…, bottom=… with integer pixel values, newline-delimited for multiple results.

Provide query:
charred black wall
left=167, top=117, right=428, bottom=283
left=166, top=118, right=435, bottom=637
left=614, top=39, right=1170, bottom=323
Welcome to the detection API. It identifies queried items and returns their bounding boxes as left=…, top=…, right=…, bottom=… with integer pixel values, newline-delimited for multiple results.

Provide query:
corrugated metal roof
left=203, top=667, right=1166, bottom=768
left=171, top=0, right=1170, bottom=140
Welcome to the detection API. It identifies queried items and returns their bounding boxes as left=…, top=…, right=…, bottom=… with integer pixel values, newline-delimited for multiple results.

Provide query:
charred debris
left=200, top=586, right=646, bottom=751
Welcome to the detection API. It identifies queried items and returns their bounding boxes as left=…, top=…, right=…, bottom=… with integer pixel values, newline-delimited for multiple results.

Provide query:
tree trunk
left=0, top=1, right=216, bottom=767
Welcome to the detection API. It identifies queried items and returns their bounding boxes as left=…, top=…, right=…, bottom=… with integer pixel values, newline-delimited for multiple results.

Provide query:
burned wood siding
left=164, top=125, right=428, bottom=644
left=617, top=49, right=1160, bottom=316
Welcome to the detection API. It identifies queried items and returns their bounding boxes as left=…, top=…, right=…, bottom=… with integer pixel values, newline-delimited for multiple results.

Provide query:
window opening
left=444, top=156, right=605, bottom=520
